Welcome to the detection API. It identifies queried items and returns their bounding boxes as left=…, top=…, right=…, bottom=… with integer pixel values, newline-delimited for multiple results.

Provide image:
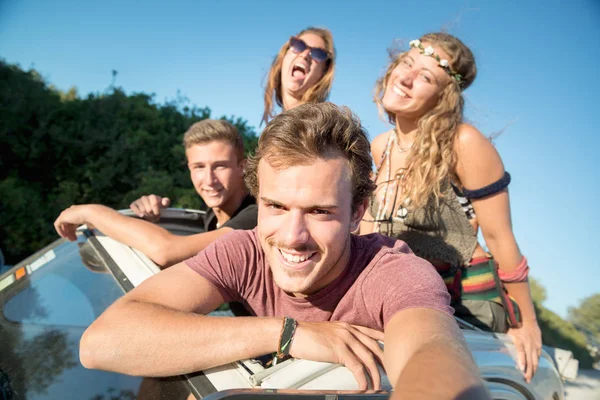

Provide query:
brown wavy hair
left=247, top=102, right=375, bottom=211
left=261, top=27, right=336, bottom=125
left=373, top=32, right=477, bottom=208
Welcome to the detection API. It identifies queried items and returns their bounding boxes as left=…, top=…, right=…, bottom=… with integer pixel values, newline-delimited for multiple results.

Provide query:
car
left=0, top=248, right=11, bottom=274
left=0, top=208, right=573, bottom=400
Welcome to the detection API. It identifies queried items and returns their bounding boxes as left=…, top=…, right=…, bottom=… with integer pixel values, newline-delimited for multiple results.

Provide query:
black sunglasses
left=288, top=36, right=331, bottom=63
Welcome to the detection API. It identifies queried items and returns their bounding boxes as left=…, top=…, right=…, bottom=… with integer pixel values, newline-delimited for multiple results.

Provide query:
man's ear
left=351, top=198, right=369, bottom=233
left=239, top=158, right=248, bottom=172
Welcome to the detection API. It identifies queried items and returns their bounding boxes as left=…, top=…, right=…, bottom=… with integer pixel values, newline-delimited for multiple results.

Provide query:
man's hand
left=54, top=205, right=90, bottom=241
left=130, top=195, right=171, bottom=222
left=507, top=319, right=542, bottom=383
left=290, top=321, right=384, bottom=390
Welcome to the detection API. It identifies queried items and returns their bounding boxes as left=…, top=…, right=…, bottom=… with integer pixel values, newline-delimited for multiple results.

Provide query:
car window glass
left=0, top=237, right=195, bottom=400
left=3, top=239, right=122, bottom=326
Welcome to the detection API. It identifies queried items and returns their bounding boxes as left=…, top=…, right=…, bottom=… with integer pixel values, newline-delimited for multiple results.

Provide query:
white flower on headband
left=408, top=38, right=464, bottom=87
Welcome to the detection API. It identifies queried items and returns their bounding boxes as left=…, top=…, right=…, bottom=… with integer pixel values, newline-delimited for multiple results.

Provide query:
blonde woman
left=360, top=33, right=541, bottom=383
left=262, top=27, right=335, bottom=124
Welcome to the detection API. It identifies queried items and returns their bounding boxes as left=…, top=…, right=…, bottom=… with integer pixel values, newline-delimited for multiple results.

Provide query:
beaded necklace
left=372, top=132, right=409, bottom=233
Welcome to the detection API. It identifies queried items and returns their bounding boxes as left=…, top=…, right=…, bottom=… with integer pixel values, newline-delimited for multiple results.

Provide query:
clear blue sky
left=1, top=0, right=599, bottom=318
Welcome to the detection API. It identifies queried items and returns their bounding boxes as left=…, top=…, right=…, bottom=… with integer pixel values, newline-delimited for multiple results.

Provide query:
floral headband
left=409, top=39, right=464, bottom=86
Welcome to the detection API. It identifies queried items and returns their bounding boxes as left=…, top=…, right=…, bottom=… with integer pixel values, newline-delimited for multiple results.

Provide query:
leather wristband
left=272, top=317, right=297, bottom=366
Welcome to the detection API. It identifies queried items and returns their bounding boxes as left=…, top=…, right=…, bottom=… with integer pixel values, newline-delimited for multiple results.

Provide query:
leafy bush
left=0, top=60, right=257, bottom=264
left=530, top=278, right=595, bottom=368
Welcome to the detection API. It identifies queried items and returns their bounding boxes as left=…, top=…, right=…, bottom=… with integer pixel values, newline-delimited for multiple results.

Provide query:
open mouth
left=291, top=62, right=308, bottom=79
left=392, top=84, right=410, bottom=98
left=278, top=248, right=316, bottom=265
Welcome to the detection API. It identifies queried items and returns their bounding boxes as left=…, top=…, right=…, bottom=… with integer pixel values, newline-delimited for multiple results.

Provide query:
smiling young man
left=54, top=119, right=257, bottom=268
left=79, top=103, right=489, bottom=399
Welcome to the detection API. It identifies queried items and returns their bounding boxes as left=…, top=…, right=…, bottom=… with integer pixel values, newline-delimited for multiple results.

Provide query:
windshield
left=0, top=235, right=194, bottom=400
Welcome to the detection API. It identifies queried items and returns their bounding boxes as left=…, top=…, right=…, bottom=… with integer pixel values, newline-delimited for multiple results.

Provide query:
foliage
left=529, top=277, right=595, bottom=368
left=569, top=293, right=600, bottom=345
left=535, top=303, right=595, bottom=368
left=529, top=276, right=547, bottom=304
left=0, top=60, right=258, bottom=264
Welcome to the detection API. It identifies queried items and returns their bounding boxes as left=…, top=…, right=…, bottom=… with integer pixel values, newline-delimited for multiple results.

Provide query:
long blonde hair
left=373, top=32, right=477, bottom=208
left=261, top=27, right=336, bottom=125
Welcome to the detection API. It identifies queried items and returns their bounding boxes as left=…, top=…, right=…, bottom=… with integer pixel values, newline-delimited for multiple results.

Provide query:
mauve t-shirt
left=185, top=229, right=453, bottom=330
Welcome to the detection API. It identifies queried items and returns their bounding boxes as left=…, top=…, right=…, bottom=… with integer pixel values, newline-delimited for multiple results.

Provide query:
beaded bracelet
left=498, top=256, right=530, bottom=283
left=272, top=317, right=297, bottom=366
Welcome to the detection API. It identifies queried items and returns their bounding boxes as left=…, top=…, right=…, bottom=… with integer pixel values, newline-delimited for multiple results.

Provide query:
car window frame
left=84, top=225, right=220, bottom=399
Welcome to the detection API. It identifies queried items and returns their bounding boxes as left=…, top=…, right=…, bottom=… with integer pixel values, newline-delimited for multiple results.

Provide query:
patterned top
left=368, top=132, right=478, bottom=266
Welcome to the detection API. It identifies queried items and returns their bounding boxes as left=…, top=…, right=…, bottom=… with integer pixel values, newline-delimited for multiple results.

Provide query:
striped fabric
left=462, top=259, right=500, bottom=300
left=436, top=257, right=521, bottom=328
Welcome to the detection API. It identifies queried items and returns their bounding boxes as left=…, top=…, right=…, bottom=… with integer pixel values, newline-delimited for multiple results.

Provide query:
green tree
left=529, top=277, right=547, bottom=305
left=569, top=293, right=600, bottom=344
left=529, top=276, right=595, bottom=368
left=0, top=60, right=258, bottom=264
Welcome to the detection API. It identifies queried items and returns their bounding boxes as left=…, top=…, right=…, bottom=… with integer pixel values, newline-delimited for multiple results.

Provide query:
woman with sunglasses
left=262, top=27, right=335, bottom=125
left=360, top=33, right=542, bottom=383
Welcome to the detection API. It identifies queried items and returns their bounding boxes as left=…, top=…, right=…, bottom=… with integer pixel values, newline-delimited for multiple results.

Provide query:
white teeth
left=392, top=85, right=407, bottom=97
left=279, top=249, right=312, bottom=263
left=293, top=63, right=307, bottom=73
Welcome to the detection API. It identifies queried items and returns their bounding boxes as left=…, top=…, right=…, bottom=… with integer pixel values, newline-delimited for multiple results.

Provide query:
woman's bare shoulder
left=371, top=129, right=393, bottom=165
left=454, top=123, right=505, bottom=185
left=454, top=123, right=502, bottom=155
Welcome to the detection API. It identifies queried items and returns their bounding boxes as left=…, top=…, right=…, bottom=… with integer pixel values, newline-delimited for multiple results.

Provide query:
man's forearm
left=80, top=299, right=282, bottom=376
left=392, top=338, right=490, bottom=400
left=78, top=205, right=177, bottom=266
left=385, top=310, right=490, bottom=399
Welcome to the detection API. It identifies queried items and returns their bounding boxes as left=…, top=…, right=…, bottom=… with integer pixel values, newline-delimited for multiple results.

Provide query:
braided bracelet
left=272, top=317, right=297, bottom=366
left=498, top=256, right=530, bottom=283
